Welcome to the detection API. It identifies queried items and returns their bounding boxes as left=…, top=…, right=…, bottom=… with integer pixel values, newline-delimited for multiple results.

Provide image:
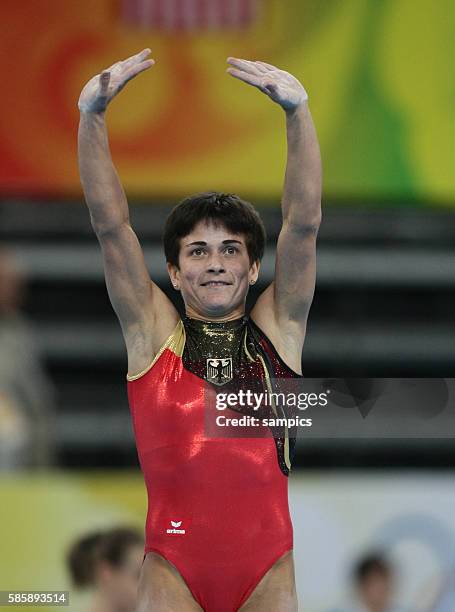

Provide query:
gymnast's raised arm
left=77, top=48, right=179, bottom=377
left=226, top=58, right=322, bottom=373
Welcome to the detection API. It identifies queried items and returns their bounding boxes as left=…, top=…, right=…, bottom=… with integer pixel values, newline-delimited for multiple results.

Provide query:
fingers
left=123, top=48, right=152, bottom=68
left=105, top=48, right=153, bottom=72
left=96, top=56, right=154, bottom=99
left=226, top=57, right=263, bottom=76
left=256, top=60, right=278, bottom=72
left=99, top=71, right=111, bottom=95
left=226, top=67, right=262, bottom=88
left=122, top=59, right=155, bottom=85
left=263, top=82, right=277, bottom=93
left=227, top=57, right=278, bottom=75
left=106, top=58, right=123, bottom=72
left=136, top=48, right=152, bottom=59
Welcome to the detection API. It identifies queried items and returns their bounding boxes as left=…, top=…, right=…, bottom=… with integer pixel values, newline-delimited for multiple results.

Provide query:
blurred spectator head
left=0, top=246, right=26, bottom=315
left=353, top=552, right=394, bottom=612
left=95, top=526, right=143, bottom=611
left=67, top=529, right=105, bottom=589
left=67, top=526, right=143, bottom=612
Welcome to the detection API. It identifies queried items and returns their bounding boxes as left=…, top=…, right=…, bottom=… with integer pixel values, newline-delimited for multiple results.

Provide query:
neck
left=185, top=306, right=245, bottom=322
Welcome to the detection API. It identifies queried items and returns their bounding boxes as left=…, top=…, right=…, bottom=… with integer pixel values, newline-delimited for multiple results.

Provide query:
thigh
left=238, top=550, right=298, bottom=612
left=136, top=551, right=203, bottom=612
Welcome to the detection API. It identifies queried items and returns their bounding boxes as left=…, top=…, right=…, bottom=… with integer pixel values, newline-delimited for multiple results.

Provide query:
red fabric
left=127, top=343, right=293, bottom=610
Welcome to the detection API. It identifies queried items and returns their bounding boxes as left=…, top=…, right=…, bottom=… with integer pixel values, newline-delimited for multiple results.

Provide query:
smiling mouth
left=201, top=281, right=231, bottom=287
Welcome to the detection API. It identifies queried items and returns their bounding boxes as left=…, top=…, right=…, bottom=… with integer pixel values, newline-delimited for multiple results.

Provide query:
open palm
left=226, top=57, right=308, bottom=111
left=78, top=48, right=155, bottom=113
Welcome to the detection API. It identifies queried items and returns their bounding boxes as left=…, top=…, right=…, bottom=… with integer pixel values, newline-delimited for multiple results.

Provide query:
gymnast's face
left=168, top=220, right=259, bottom=320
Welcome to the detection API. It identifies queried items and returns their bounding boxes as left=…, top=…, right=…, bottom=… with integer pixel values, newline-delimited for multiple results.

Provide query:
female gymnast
left=78, top=48, right=321, bottom=611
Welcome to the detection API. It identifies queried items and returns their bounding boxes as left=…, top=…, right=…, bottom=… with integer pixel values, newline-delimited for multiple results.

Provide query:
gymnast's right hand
left=78, top=48, right=155, bottom=113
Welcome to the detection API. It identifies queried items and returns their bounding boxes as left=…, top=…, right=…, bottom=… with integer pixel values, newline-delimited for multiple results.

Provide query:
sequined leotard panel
left=127, top=315, right=302, bottom=612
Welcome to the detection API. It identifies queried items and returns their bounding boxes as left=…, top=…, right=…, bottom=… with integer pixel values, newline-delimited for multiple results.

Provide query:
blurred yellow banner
left=0, top=472, right=146, bottom=611
left=1, top=0, right=454, bottom=203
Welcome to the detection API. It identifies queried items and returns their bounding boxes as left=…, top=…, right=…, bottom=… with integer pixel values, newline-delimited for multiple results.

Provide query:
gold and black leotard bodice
left=179, top=314, right=302, bottom=475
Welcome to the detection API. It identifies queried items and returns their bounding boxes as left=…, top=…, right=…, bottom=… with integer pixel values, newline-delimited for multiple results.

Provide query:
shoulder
left=126, top=305, right=182, bottom=380
left=249, top=283, right=306, bottom=375
left=247, top=314, right=303, bottom=376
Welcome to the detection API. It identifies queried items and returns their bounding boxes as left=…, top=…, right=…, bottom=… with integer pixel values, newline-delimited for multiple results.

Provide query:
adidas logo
left=166, top=520, right=186, bottom=534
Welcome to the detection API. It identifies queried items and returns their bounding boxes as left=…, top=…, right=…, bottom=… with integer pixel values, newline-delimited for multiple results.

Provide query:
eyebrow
left=184, top=239, right=243, bottom=247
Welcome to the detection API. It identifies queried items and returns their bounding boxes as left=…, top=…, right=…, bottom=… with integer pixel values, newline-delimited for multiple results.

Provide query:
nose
left=207, top=254, right=225, bottom=274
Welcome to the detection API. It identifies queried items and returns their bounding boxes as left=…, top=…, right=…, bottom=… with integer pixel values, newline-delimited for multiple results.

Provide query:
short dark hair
left=354, top=553, right=392, bottom=585
left=66, top=530, right=104, bottom=588
left=66, top=526, right=143, bottom=589
left=163, top=191, right=266, bottom=268
left=97, top=526, right=143, bottom=569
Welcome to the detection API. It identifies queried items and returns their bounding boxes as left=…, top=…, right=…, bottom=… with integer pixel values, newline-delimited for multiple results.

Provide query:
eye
left=190, top=247, right=206, bottom=256
left=224, top=246, right=239, bottom=255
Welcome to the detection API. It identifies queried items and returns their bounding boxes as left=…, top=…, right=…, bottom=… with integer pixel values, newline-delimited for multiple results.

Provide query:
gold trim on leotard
left=243, top=327, right=256, bottom=363
left=126, top=319, right=186, bottom=381
left=256, top=353, right=291, bottom=472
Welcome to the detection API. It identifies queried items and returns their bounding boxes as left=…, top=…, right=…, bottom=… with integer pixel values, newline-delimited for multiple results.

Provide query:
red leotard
left=127, top=315, right=301, bottom=611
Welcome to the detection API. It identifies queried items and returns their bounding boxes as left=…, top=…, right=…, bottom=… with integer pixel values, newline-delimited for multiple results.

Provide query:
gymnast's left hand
left=226, top=58, right=308, bottom=112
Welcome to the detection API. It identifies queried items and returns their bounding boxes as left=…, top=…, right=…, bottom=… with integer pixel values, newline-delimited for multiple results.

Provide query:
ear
left=249, top=260, right=260, bottom=284
left=167, top=262, right=180, bottom=290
